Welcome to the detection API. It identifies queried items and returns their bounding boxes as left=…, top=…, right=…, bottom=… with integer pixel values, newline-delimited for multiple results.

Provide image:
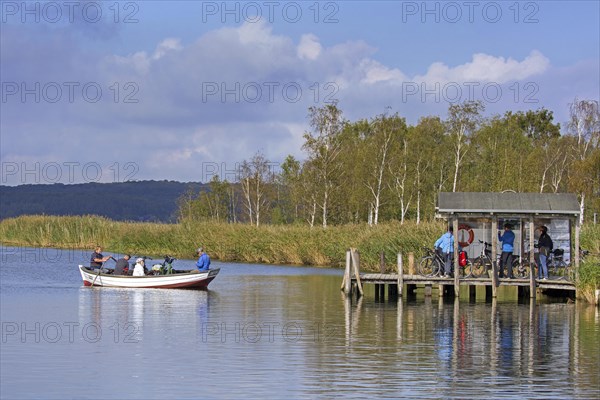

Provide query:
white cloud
left=2, top=20, right=596, bottom=184
left=414, top=50, right=550, bottom=84
left=297, top=34, right=322, bottom=60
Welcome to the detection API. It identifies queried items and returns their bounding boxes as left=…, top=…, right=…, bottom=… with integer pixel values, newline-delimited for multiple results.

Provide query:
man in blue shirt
left=498, top=223, right=515, bottom=279
left=196, top=247, right=211, bottom=271
left=434, top=226, right=454, bottom=277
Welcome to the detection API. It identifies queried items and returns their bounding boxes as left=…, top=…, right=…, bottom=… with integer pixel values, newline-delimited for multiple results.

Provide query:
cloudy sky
left=1, top=1, right=599, bottom=185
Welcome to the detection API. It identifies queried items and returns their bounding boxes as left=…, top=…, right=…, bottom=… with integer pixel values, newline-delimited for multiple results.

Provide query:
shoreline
left=1, top=215, right=598, bottom=303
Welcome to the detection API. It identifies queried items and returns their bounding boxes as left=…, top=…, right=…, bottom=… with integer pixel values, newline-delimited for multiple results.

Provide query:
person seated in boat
left=114, top=254, right=131, bottom=275
left=196, top=247, right=211, bottom=271
left=90, top=246, right=113, bottom=271
left=132, top=258, right=147, bottom=276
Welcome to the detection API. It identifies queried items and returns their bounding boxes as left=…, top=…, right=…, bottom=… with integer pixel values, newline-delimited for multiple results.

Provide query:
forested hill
left=0, top=181, right=205, bottom=222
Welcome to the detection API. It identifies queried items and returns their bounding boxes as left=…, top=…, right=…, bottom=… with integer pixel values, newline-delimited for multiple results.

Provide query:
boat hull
left=79, top=265, right=219, bottom=289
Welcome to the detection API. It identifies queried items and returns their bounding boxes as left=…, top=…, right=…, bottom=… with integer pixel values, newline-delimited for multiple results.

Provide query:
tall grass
left=0, top=215, right=445, bottom=269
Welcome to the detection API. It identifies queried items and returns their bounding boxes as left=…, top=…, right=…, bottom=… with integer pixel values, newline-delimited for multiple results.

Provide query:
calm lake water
left=1, top=246, right=599, bottom=399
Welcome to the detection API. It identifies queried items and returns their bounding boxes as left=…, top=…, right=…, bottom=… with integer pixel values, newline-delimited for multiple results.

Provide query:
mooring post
left=408, top=252, right=415, bottom=275
left=350, top=248, right=363, bottom=298
left=343, top=250, right=351, bottom=295
left=397, top=253, right=403, bottom=297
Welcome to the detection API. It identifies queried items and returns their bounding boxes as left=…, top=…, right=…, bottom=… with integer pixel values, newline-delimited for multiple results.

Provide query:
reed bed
left=0, top=215, right=445, bottom=269
left=1, top=215, right=597, bottom=281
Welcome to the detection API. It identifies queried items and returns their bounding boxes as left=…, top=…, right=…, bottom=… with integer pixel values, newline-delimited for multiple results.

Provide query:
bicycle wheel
left=471, top=257, right=490, bottom=278
left=513, top=261, right=530, bottom=278
left=463, top=261, right=474, bottom=278
left=418, top=256, right=434, bottom=276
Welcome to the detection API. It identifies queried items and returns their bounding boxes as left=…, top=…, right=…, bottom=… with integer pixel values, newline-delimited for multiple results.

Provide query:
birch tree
left=302, top=104, right=345, bottom=228
left=446, top=101, right=484, bottom=192
left=363, top=113, right=405, bottom=225
left=239, top=152, right=273, bottom=226
left=568, top=98, right=600, bottom=223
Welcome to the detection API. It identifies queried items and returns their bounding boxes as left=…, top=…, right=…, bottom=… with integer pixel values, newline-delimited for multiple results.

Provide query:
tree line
left=177, top=99, right=600, bottom=227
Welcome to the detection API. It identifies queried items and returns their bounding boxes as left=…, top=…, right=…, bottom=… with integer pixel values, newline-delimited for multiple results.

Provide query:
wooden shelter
left=436, top=192, right=581, bottom=298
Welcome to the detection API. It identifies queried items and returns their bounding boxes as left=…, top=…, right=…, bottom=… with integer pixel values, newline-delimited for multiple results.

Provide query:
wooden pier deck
left=341, top=249, right=577, bottom=302
left=356, top=274, right=576, bottom=291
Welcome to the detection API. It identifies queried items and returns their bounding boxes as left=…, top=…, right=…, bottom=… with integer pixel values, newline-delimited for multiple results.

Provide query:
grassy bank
left=1, top=215, right=598, bottom=300
left=0, top=215, right=445, bottom=269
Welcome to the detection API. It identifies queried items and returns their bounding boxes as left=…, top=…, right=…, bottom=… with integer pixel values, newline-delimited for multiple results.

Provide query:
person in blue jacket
left=196, top=247, right=211, bottom=271
left=434, top=226, right=455, bottom=277
left=498, top=223, right=515, bottom=279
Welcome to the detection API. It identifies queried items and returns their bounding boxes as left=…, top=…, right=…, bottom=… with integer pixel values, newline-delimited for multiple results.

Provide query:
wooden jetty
left=341, top=249, right=576, bottom=302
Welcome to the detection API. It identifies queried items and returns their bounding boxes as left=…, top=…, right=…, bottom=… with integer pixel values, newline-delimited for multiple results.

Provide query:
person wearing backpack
left=537, top=226, right=553, bottom=280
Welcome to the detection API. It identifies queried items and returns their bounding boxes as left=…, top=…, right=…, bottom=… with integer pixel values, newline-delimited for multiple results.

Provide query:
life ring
left=457, top=224, right=474, bottom=247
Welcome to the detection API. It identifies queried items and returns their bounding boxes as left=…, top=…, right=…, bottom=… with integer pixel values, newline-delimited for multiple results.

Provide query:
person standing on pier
left=498, top=224, right=515, bottom=279
left=434, top=226, right=455, bottom=277
left=537, top=226, right=553, bottom=280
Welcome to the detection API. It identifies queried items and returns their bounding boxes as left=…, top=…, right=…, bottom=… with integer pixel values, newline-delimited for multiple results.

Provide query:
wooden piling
left=342, top=250, right=351, bottom=295
left=408, top=253, right=415, bottom=275
left=350, top=248, right=363, bottom=297
left=397, top=253, right=403, bottom=297
left=424, top=284, right=432, bottom=297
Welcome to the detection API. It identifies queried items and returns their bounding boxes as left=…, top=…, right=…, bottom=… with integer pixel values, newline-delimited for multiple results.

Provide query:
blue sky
left=1, top=0, right=599, bottom=184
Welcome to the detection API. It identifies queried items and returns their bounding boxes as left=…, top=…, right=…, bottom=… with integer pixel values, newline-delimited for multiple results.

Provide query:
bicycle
left=471, top=240, right=493, bottom=278
left=418, top=247, right=445, bottom=277
left=547, top=249, right=573, bottom=281
left=511, top=252, right=534, bottom=278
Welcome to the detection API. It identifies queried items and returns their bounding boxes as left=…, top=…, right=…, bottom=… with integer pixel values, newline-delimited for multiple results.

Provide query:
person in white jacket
left=132, top=258, right=146, bottom=276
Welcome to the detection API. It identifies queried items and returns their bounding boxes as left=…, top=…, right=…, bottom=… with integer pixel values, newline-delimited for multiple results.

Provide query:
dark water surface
left=1, top=247, right=598, bottom=399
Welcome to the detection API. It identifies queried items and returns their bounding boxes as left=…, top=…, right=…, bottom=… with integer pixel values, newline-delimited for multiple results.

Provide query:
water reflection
left=1, top=246, right=598, bottom=399
left=339, top=293, right=599, bottom=398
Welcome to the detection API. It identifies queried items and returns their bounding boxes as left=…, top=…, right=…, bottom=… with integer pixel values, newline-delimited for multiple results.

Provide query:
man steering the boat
left=90, top=246, right=113, bottom=270
left=196, top=247, right=211, bottom=271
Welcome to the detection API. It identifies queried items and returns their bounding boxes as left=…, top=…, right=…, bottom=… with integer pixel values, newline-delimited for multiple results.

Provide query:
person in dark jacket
left=90, top=246, right=112, bottom=270
left=498, top=223, right=515, bottom=279
left=537, top=226, right=553, bottom=280
left=114, top=254, right=131, bottom=275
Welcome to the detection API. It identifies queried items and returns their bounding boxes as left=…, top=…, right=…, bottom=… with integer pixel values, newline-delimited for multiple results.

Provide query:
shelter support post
left=529, top=217, right=536, bottom=300
left=491, top=216, right=498, bottom=297
left=453, top=217, right=459, bottom=297
left=574, top=218, right=580, bottom=281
